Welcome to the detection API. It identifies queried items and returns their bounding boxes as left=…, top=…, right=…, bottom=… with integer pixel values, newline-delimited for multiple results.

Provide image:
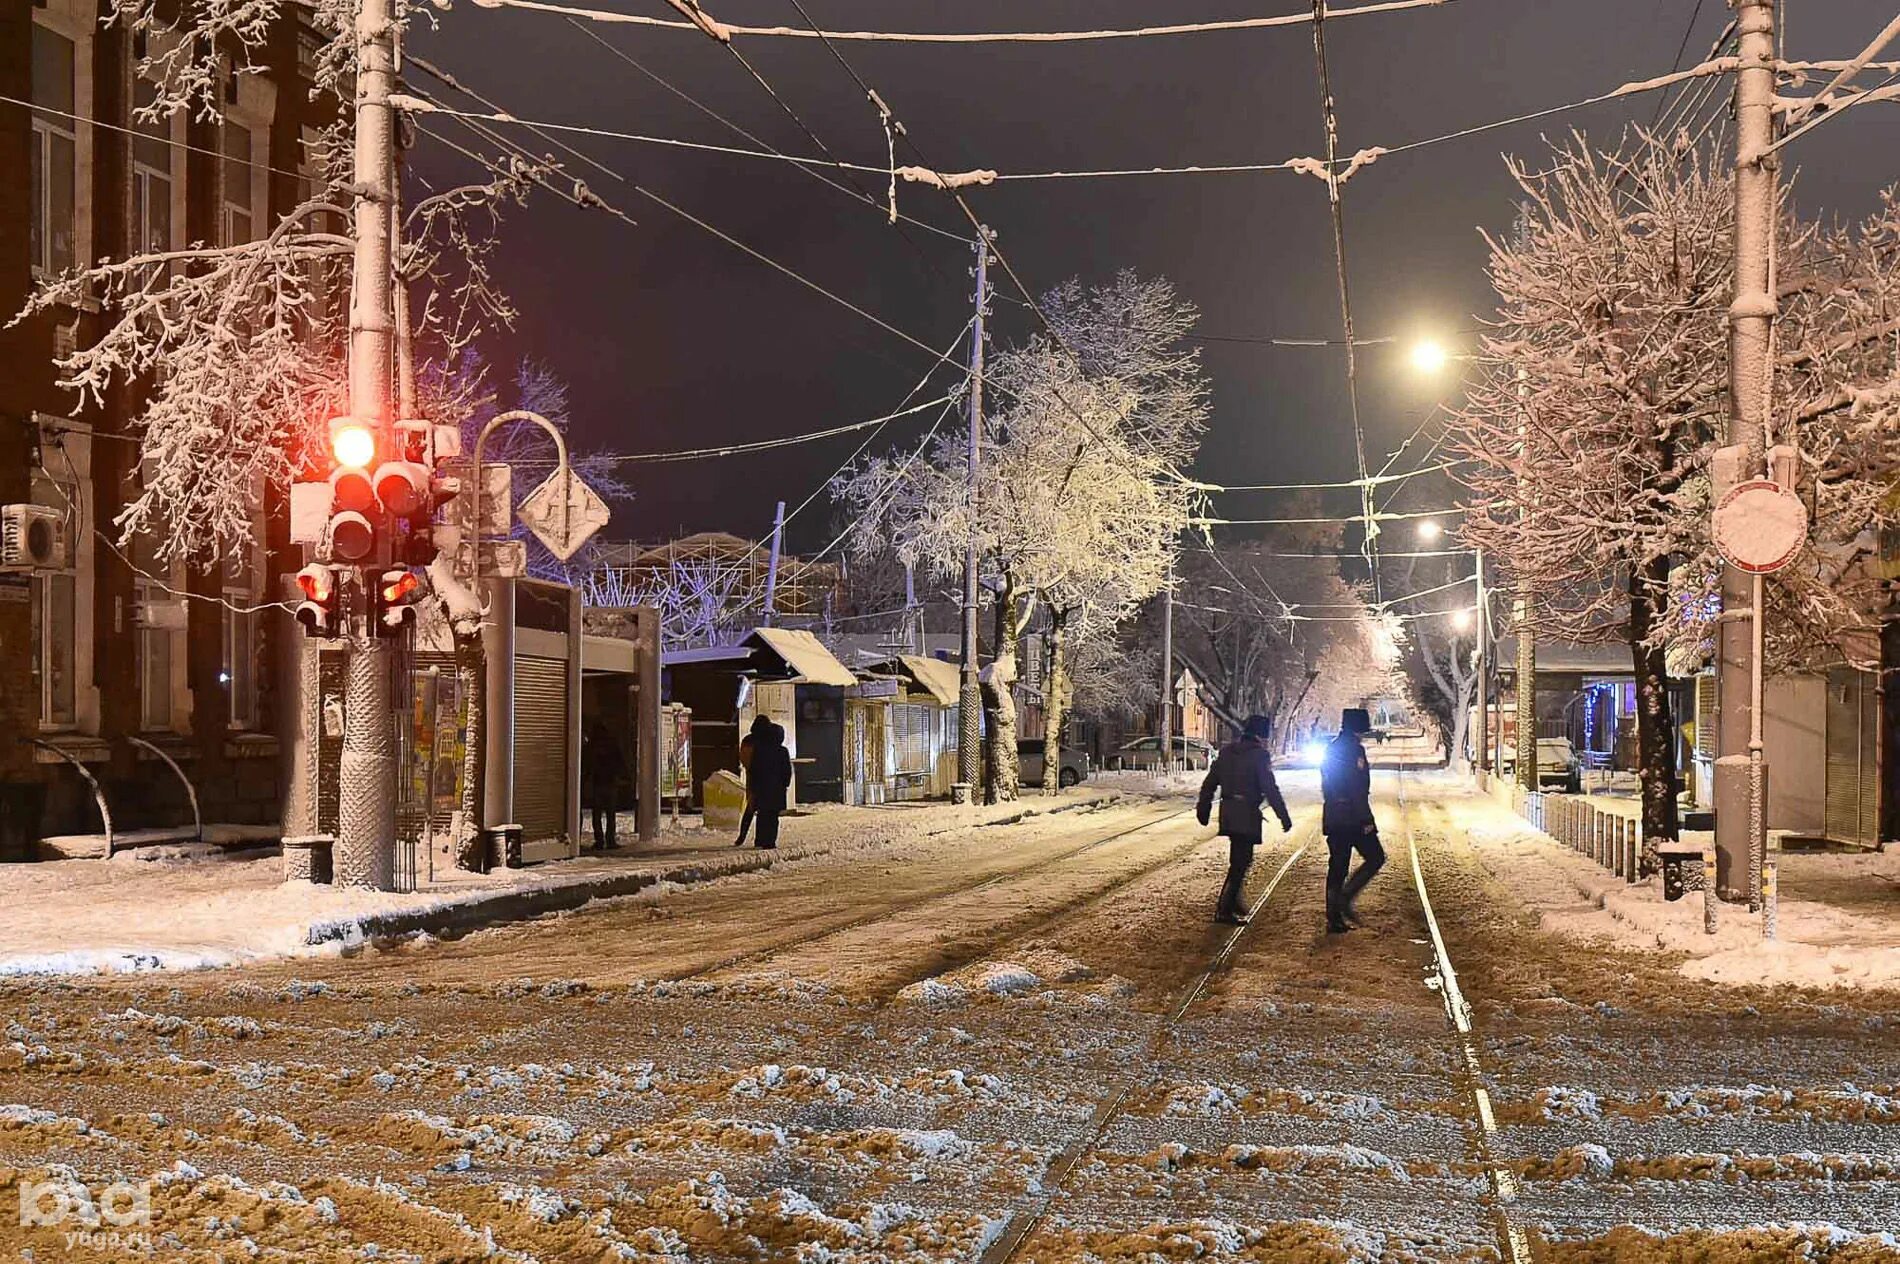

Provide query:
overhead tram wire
left=469, top=0, right=1456, bottom=43
left=562, top=18, right=971, bottom=247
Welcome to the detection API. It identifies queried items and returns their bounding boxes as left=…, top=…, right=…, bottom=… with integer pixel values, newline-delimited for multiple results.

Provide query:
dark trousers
left=1217, top=835, right=1257, bottom=917
left=736, top=801, right=757, bottom=843
left=591, top=802, right=616, bottom=850
left=1326, top=830, right=1385, bottom=925
left=754, top=810, right=781, bottom=850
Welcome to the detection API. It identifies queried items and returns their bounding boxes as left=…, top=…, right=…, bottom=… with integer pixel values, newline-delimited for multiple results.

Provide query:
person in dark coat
left=733, top=715, right=773, bottom=847
left=582, top=721, right=627, bottom=851
left=746, top=721, right=794, bottom=850
left=1320, top=707, right=1385, bottom=933
left=1196, top=715, right=1294, bottom=925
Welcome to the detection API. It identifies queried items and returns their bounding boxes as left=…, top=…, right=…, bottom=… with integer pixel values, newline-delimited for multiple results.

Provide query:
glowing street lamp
left=1408, top=338, right=1450, bottom=375
left=1416, top=518, right=1443, bottom=543
left=1449, top=607, right=1474, bottom=633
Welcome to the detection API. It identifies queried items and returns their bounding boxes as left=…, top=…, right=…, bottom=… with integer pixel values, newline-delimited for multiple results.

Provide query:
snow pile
left=1457, top=795, right=1900, bottom=992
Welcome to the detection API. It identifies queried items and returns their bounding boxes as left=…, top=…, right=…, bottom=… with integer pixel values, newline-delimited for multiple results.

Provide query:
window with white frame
left=221, top=120, right=254, bottom=246
left=29, top=454, right=79, bottom=731
left=131, top=78, right=173, bottom=258
left=131, top=522, right=182, bottom=733
left=29, top=22, right=76, bottom=277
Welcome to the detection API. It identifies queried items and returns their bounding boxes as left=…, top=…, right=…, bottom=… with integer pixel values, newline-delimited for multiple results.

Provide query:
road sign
left=517, top=467, right=609, bottom=561
left=1712, top=479, right=1808, bottom=574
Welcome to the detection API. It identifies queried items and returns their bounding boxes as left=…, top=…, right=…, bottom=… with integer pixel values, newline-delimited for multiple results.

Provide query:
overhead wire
left=467, top=0, right=1454, bottom=44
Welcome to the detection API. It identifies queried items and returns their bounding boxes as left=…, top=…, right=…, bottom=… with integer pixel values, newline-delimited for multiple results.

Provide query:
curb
left=305, top=790, right=1131, bottom=950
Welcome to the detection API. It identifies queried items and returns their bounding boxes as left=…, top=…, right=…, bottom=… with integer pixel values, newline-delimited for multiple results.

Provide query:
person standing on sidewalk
left=582, top=722, right=626, bottom=852
left=1321, top=707, right=1385, bottom=933
left=1196, top=715, right=1294, bottom=925
left=747, top=722, right=794, bottom=850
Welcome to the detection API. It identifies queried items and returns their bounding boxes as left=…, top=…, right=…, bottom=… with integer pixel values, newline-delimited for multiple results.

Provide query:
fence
left=1512, top=787, right=1640, bottom=884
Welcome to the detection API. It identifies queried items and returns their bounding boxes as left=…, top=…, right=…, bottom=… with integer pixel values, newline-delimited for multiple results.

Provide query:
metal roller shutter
left=891, top=704, right=928, bottom=774
left=1825, top=667, right=1877, bottom=845
left=514, top=655, right=570, bottom=846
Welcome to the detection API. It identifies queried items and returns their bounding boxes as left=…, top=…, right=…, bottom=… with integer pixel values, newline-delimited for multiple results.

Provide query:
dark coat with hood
left=747, top=722, right=794, bottom=812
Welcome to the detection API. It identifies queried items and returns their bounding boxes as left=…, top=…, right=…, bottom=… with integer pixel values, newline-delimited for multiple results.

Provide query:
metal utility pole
left=1714, top=0, right=1780, bottom=903
left=955, top=231, right=990, bottom=805
left=1475, top=548, right=1489, bottom=784
left=762, top=500, right=785, bottom=626
left=1159, top=555, right=1175, bottom=775
left=335, top=0, right=400, bottom=890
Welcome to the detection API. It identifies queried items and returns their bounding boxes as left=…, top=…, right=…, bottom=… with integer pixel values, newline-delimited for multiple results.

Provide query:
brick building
left=0, top=1, right=329, bottom=857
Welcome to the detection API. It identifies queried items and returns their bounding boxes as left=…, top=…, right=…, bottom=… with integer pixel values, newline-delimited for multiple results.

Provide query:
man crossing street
left=1197, top=715, right=1294, bottom=925
left=1321, top=707, right=1385, bottom=933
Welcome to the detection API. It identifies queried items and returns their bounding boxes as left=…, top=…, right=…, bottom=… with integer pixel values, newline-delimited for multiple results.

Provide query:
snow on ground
left=1452, top=785, right=1900, bottom=992
left=0, top=787, right=1126, bottom=979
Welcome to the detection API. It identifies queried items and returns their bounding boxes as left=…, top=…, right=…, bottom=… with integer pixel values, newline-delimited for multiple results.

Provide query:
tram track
left=667, top=799, right=1199, bottom=984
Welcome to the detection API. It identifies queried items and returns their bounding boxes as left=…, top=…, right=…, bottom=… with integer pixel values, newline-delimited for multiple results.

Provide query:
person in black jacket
left=746, top=722, right=794, bottom=850
left=1320, top=707, right=1384, bottom=933
left=582, top=721, right=627, bottom=852
left=1196, top=715, right=1294, bottom=925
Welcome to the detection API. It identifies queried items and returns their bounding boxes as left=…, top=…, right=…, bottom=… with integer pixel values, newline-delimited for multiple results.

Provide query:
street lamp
left=1408, top=338, right=1450, bottom=375
left=1417, top=519, right=1443, bottom=543
left=1450, top=607, right=1474, bottom=633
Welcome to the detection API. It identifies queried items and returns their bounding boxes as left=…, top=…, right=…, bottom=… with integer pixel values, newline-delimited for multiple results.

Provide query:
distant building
left=587, top=533, right=843, bottom=631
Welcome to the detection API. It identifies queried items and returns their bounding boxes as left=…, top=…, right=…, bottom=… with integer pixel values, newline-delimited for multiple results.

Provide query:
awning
left=898, top=655, right=959, bottom=706
left=749, top=627, right=858, bottom=688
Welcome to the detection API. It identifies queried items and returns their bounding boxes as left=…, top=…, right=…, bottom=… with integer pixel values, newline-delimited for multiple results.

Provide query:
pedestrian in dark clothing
left=582, top=722, right=627, bottom=851
left=733, top=715, right=773, bottom=846
left=1321, top=707, right=1385, bottom=933
left=747, top=722, right=794, bottom=850
left=1196, top=715, right=1294, bottom=925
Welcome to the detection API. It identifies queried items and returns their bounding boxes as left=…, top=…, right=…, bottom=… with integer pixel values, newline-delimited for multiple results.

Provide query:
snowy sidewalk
left=0, top=788, right=1128, bottom=978
left=1454, top=786, right=1900, bottom=992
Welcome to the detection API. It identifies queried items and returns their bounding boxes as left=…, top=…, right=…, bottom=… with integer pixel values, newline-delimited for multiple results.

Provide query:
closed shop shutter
left=892, top=704, right=929, bottom=774
left=515, top=654, right=569, bottom=845
left=1825, top=667, right=1877, bottom=845
left=1694, top=675, right=1717, bottom=761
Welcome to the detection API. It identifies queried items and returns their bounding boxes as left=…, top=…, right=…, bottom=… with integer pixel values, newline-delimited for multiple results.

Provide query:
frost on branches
left=12, top=0, right=542, bottom=565
left=835, top=272, right=1207, bottom=801
left=1451, top=131, right=1900, bottom=852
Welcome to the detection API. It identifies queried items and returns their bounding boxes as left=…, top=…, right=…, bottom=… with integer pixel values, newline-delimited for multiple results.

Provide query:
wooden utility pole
left=956, top=231, right=990, bottom=804
left=1714, top=0, right=1779, bottom=902
left=1159, top=555, right=1175, bottom=774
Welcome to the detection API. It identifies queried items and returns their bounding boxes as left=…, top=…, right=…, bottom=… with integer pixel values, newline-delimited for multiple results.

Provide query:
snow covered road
left=2, top=777, right=1897, bottom=1261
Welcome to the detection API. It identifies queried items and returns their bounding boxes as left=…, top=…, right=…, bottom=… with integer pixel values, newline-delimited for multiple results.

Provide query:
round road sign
left=1712, top=479, right=1808, bottom=574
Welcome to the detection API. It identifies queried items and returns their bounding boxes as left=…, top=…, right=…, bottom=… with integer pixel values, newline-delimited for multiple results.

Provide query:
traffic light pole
left=335, top=0, right=400, bottom=890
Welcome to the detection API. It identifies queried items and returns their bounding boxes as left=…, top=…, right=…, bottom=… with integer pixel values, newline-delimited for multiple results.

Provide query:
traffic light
left=294, top=563, right=339, bottom=637
left=374, top=567, right=425, bottom=637
left=323, top=416, right=380, bottom=562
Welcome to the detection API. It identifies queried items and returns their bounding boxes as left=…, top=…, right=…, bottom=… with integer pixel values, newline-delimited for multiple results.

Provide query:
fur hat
left=1241, top=715, right=1273, bottom=742
left=1340, top=707, right=1372, bottom=735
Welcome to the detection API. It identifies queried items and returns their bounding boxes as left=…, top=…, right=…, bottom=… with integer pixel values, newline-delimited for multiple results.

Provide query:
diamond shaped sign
left=517, top=467, right=610, bottom=561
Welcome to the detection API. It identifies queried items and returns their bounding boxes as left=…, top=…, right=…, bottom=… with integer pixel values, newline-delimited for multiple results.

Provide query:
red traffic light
left=375, top=567, right=425, bottom=638
left=330, top=417, right=376, bottom=470
left=330, top=465, right=376, bottom=515
left=295, top=563, right=335, bottom=602
left=380, top=569, right=420, bottom=604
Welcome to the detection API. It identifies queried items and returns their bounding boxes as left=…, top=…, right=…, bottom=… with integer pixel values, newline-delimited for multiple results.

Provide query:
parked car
left=1019, top=739, right=1090, bottom=788
left=1537, top=737, right=1583, bottom=793
left=1112, top=735, right=1217, bottom=771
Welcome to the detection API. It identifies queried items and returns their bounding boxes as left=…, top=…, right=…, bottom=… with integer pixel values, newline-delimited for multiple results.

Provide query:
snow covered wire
left=468, top=0, right=1453, bottom=43
left=507, top=394, right=958, bottom=465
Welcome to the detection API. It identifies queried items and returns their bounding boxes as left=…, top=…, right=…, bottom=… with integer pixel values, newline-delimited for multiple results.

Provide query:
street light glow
left=1450, top=608, right=1474, bottom=632
left=1417, top=519, right=1442, bottom=543
left=1409, top=338, right=1450, bottom=374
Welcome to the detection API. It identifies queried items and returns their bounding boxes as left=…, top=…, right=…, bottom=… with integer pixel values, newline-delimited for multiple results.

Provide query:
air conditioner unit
left=0, top=504, right=64, bottom=571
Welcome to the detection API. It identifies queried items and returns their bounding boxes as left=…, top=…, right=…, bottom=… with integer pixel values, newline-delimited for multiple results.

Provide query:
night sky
left=413, top=1, right=1900, bottom=553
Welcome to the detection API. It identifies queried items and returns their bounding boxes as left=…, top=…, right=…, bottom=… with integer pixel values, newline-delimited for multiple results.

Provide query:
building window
left=221, top=121, right=253, bottom=246
left=132, top=79, right=172, bottom=257
left=30, top=23, right=76, bottom=276
left=29, top=469, right=77, bottom=730
left=221, top=549, right=259, bottom=731
left=131, top=523, right=180, bottom=733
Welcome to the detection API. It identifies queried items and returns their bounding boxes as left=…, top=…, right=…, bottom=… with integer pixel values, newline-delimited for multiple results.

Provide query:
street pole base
left=951, top=783, right=973, bottom=806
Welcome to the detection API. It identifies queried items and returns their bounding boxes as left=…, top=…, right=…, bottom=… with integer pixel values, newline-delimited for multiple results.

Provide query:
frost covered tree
left=1452, top=132, right=1900, bottom=862
left=12, top=0, right=543, bottom=566
left=836, top=273, right=1207, bottom=801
